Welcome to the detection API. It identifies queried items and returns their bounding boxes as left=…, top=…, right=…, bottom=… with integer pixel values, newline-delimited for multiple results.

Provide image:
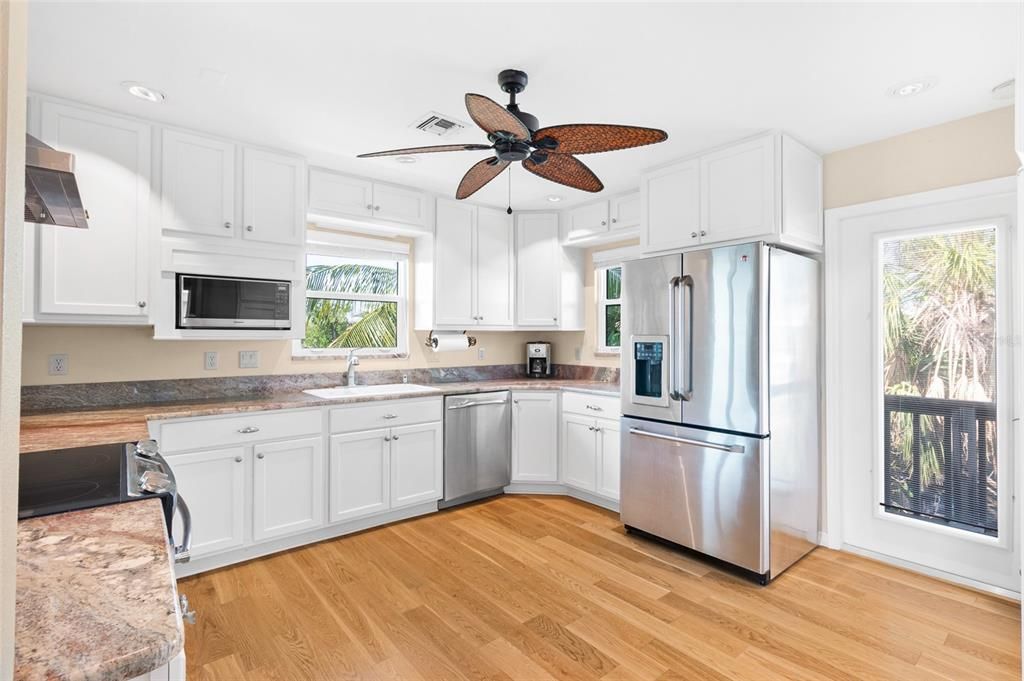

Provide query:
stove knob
left=139, top=470, right=173, bottom=494
left=135, top=439, right=160, bottom=458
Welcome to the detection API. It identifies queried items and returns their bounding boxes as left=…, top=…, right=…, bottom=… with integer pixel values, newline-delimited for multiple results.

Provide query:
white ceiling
left=27, top=2, right=1018, bottom=210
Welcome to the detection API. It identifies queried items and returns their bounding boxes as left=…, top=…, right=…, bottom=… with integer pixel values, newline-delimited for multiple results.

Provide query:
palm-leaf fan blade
left=357, top=143, right=493, bottom=158
left=456, top=158, right=509, bottom=199
left=464, top=93, right=530, bottom=141
left=522, top=153, right=603, bottom=193
left=533, top=124, right=667, bottom=154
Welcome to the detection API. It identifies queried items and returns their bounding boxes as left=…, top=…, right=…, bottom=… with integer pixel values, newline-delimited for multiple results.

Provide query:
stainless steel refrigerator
left=620, top=242, right=820, bottom=583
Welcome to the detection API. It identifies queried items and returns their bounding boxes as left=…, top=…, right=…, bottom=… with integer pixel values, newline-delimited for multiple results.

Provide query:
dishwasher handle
left=447, top=398, right=509, bottom=410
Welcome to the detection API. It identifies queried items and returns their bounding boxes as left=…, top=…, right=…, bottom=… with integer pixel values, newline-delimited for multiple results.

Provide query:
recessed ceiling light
left=992, top=79, right=1015, bottom=101
left=887, top=79, right=934, bottom=98
left=121, top=81, right=165, bottom=103
left=546, top=195, right=562, bottom=203
left=395, top=156, right=417, bottom=164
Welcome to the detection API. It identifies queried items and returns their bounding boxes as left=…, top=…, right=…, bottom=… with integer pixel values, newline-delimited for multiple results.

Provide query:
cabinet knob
left=601, top=220, right=607, bottom=226
left=700, top=230, right=707, bottom=237
left=392, top=435, right=399, bottom=441
left=374, top=205, right=381, bottom=211
left=366, top=203, right=373, bottom=210
left=137, top=301, right=147, bottom=309
left=691, top=232, right=698, bottom=239
left=256, top=452, right=265, bottom=459
left=246, top=225, right=254, bottom=232
left=234, top=456, right=243, bottom=463
left=224, top=221, right=232, bottom=229
left=384, top=435, right=391, bottom=442
left=513, top=399, right=519, bottom=404
left=588, top=425, right=595, bottom=431
left=553, top=317, right=558, bottom=322
left=595, top=427, right=603, bottom=433
left=611, top=218, right=617, bottom=224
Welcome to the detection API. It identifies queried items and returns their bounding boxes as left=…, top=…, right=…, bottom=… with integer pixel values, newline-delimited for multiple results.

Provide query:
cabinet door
left=515, top=213, right=561, bottom=327
left=242, top=148, right=305, bottom=246
left=329, top=430, right=390, bottom=523
left=596, top=418, right=621, bottom=500
left=566, top=201, right=610, bottom=241
left=610, top=192, right=641, bottom=231
left=511, top=392, right=559, bottom=482
left=434, top=198, right=477, bottom=326
left=372, top=184, right=427, bottom=226
left=475, top=206, right=514, bottom=326
left=389, top=422, right=443, bottom=509
left=169, top=447, right=246, bottom=558
left=308, top=169, right=372, bottom=218
left=780, top=135, right=823, bottom=248
left=641, top=158, right=700, bottom=253
left=561, top=414, right=598, bottom=492
left=700, top=135, right=776, bottom=244
left=161, top=129, right=236, bottom=238
left=37, top=101, right=151, bottom=317
left=253, top=437, right=325, bottom=541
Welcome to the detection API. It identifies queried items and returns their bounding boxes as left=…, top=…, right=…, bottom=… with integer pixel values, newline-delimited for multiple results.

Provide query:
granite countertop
left=20, top=379, right=618, bottom=453
left=15, top=499, right=183, bottom=681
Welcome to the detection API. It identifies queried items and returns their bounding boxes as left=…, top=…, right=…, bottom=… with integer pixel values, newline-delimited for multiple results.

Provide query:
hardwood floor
left=180, top=495, right=1021, bottom=680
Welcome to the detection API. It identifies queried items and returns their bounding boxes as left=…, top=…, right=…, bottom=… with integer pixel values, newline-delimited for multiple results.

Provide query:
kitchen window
left=597, top=265, right=622, bottom=353
left=294, top=232, right=409, bottom=358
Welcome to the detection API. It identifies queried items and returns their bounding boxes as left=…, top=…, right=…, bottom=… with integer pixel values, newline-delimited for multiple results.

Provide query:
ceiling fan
left=357, top=69, right=668, bottom=200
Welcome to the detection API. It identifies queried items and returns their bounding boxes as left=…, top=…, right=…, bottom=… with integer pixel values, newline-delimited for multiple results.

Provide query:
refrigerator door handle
left=679, top=274, right=694, bottom=401
left=668, top=276, right=683, bottom=401
left=628, top=427, right=744, bottom=453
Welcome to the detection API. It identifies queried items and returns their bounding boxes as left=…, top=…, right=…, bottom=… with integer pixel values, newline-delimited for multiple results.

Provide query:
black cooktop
left=18, top=442, right=129, bottom=520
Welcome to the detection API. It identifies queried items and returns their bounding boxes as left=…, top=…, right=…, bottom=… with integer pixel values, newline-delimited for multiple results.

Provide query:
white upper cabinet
left=160, top=129, right=236, bottom=238
left=434, top=199, right=476, bottom=326
left=515, top=212, right=561, bottom=327
left=242, top=148, right=305, bottom=246
left=308, top=168, right=428, bottom=230
left=609, top=191, right=641, bottom=231
left=700, top=135, right=775, bottom=244
left=641, top=132, right=822, bottom=254
left=566, top=200, right=610, bottom=242
left=474, top=206, right=514, bottom=327
left=35, top=100, right=151, bottom=319
left=641, top=158, right=701, bottom=253
left=433, top=199, right=513, bottom=328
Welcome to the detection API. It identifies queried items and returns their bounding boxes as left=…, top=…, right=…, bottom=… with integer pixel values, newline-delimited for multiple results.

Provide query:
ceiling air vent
left=410, top=112, right=466, bottom=138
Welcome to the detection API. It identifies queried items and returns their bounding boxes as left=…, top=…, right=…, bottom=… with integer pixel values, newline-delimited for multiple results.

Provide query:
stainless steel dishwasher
left=440, top=391, right=511, bottom=509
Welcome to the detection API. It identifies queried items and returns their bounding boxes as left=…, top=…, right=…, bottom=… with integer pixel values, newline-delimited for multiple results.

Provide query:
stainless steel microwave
left=176, top=274, right=291, bottom=330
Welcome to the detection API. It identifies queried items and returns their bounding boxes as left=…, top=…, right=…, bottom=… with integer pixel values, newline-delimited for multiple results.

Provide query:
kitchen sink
left=302, top=383, right=441, bottom=400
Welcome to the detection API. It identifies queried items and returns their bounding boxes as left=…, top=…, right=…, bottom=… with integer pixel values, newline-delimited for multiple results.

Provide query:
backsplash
left=21, top=364, right=619, bottom=412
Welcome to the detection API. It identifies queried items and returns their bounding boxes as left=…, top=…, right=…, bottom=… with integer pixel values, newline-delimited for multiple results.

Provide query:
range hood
left=24, top=134, right=89, bottom=229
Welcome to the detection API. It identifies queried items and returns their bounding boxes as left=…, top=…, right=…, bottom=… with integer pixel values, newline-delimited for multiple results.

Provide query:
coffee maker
left=526, top=342, right=552, bottom=378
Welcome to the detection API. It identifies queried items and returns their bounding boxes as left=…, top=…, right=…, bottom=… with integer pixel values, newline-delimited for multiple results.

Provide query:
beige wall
left=0, top=1, right=27, bottom=676
left=823, top=106, right=1017, bottom=209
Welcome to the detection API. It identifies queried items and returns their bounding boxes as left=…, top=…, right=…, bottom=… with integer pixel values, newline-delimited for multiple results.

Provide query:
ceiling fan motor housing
left=495, top=139, right=532, bottom=162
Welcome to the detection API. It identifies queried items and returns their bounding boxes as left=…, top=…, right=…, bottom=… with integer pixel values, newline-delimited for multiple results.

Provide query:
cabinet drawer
left=561, top=391, right=620, bottom=418
left=329, top=397, right=442, bottom=434
left=160, top=409, right=322, bottom=453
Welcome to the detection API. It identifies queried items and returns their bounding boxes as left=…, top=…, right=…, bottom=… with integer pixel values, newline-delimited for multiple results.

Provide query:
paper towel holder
left=425, top=330, right=477, bottom=349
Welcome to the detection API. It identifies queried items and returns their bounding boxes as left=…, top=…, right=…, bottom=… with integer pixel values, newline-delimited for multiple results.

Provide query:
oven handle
left=628, top=427, right=744, bottom=454
left=173, top=494, right=192, bottom=564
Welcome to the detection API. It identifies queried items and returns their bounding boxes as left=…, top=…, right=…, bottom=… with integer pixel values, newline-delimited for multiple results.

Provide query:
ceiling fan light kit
left=358, top=69, right=668, bottom=200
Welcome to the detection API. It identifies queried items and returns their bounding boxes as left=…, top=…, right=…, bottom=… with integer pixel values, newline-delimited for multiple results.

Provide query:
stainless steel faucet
left=346, top=348, right=361, bottom=386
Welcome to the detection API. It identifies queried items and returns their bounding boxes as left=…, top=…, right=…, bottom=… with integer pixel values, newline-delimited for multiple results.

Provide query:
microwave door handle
left=668, top=276, right=682, bottom=401
left=180, top=288, right=190, bottom=322
left=680, top=274, right=694, bottom=401
left=173, top=494, right=192, bottom=564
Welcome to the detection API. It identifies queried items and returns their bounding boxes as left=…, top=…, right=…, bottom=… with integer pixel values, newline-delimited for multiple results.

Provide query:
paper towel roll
left=430, top=334, right=471, bottom=352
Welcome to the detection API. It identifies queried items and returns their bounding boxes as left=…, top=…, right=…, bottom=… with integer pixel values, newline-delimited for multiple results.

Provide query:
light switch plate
left=48, top=354, right=68, bottom=376
left=477, top=346, right=486, bottom=360
left=204, top=352, right=219, bottom=370
left=239, top=350, right=259, bottom=369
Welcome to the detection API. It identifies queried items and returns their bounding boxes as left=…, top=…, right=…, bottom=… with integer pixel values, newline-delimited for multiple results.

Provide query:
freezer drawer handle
left=447, top=399, right=508, bottom=410
left=628, top=428, right=744, bottom=454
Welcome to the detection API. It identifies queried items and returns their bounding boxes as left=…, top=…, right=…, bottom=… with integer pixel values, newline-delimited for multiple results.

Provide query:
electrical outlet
left=401, top=373, right=409, bottom=384
left=238, top=350, right=259, bottom=369
left=48, top=354, right=68, bottom=376
left=477, top=346, right=486, bottom=360
left=204, top=352, right=219, bottom=370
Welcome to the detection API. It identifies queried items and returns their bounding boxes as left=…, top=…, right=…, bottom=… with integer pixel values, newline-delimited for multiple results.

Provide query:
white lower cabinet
left=170, top=447, right=247, bottom=559
left=252, top=437, right=325, bottom=541
left=389, top=422, right=443, bottom=508
left=328, top=429, right=390, bottom=523
left=560, top=413, right=621, bottom=501
left=129, top=650, right=186, bottom=681
left=511, top=391, right=559, bottom=482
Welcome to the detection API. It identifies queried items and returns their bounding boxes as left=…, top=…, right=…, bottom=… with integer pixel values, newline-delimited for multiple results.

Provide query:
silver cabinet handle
left=691, top=231, right=698, bottom=239
left=447, top=398, right=508, bottom=410
left=256, top=452, right=265, bottom=459
left=700, top=230, right=707, bottom=237
left=513, top=399, right=519, bottom=404
left=585, top=404, right=603, bottom=411
left=601, top=220, right=607, bottom=226
left=392, top=435, right=399, bottom=441
left=224, top=221, right=232, bottom=229
left=234, top=456, right=243, bottom=463
left=553, top=317, right=558, bottom=322
left=137, top=301, right=147, bottom=308
left=611, top=218, right=617, bottom=224
left=238, top=426, right=260, bottom=434
left=366, top=203, right=373, bottom=210
left=628, top=427, right=744, bottom=453
left=246, top=225, right=254, bottom=232
left=384, top=435, right=391, bottom=442
left=588, top=425, right=595, bottom=431
left=173, top=494, right=192, bottom=564
left=374, top=205, right=381, bottom=211
left=383, top=413, right=398, bottom=420
left=595, top=427, right=603, bottom=433
left=179, top=593, right=197, bottom=625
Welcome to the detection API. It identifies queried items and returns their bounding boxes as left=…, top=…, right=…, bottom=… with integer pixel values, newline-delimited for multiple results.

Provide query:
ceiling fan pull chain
left=507, top=166, right=513, bottom=215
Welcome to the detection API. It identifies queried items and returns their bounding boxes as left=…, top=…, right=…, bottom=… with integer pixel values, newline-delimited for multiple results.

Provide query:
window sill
left=595, top=349, right=621, bottom=357
left=292, top=351, right=409, bottom=361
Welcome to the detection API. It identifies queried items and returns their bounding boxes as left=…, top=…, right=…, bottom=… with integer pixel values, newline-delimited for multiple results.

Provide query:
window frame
left=292, top=235, right=410, bottom=359
left=596, top=264, right=623, bottom=355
